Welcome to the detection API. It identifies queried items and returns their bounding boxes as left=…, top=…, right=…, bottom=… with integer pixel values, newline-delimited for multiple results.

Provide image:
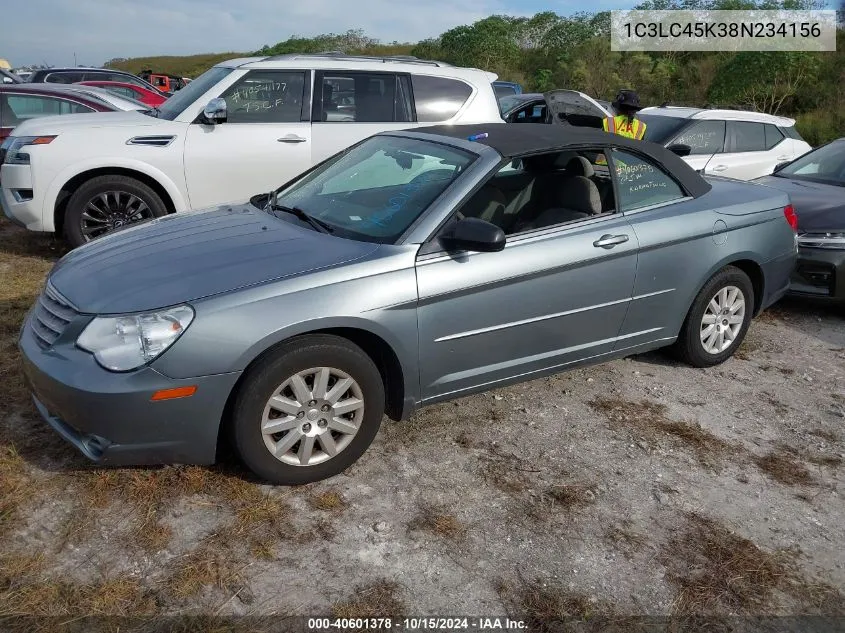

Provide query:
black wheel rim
left=80, top=191, right=153, bottom=241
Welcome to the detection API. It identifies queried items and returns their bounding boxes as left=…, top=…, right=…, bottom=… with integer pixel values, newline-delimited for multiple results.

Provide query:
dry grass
left=493, top=577, right=637, bottom=632
left=0, top=552, right=155, bottom=617
left=809, top=428, right=840, bottom=444
left=409, top=506, right=467, bottom=540
left=754, top=451, right=816, bottom=486
left=605, top=520, right=646, bottom=559
left=546, top=484, right=597, bottom=509
left=661, top=512, right=789, bottom=615
left=590, top=397, right=738, bottom=468
left=331, top=579, right=404, bottom=619
left=169, top=534, right=247, bottom=600
left=662, top=512, right=845, bottom=617
left=308, top=490, right=347, bottom=513
left=0, top=446, right=37, bottom=539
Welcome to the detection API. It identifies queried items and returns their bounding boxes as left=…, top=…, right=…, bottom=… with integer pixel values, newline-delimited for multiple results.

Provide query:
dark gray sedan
left=20, top=124, right=797, bottom=484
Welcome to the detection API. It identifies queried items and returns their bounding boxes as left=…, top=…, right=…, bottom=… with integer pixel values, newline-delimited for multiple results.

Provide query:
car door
left=309, top=70, right=413, bottom=166
left=709, top=121, right=788, bottom=180
left=670, top=120, right=725, bottom=174
left=415, top=148, right=639, bottom=402
left=611, top=147, right=716, bottom=348
left=183, top=69, right=312, bottom=209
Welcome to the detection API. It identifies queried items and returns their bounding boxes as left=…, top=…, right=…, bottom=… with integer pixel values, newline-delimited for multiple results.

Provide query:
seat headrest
left=557, top=176, right=601, bottom=215
left=565, top=156, right=595, bottom=178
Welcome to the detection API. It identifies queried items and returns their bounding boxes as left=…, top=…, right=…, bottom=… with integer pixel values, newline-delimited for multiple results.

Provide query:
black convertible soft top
left=415, top=123, right=712, bottom=199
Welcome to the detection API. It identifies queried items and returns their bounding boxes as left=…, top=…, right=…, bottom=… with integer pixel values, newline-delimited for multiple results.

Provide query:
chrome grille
left=31, top=283, right=78, bottom=348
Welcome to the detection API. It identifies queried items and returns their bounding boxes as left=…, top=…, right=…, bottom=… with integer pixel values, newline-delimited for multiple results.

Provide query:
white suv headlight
left=797, top=232, right=845, bottom=250
left=77, top=305, right=194, bottom=372
left=0, top=135, right=57, bottom=165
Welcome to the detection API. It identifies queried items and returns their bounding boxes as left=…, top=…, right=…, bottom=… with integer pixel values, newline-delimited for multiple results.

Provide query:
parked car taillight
left=783, top=204, right=798, bottom=232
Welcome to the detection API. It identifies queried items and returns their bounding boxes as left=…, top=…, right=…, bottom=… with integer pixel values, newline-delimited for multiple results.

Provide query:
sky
left=1, top=0, right=637, bottom=68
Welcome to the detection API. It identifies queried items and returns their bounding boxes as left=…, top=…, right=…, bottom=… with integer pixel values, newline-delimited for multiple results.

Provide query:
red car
left=77, top=81, right=167, bottom=107
left=0, top=84, right=118, bottom=143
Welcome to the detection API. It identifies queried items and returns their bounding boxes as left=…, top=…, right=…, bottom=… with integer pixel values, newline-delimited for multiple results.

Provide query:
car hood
left=49, top=204, right=380, bottom=314
left=10, top=110, right=155, bottom=136
left=753, top=175, right=844, bottom=232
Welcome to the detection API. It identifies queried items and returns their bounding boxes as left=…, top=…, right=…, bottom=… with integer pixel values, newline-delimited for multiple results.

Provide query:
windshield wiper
left=268, top=203, right=334, bottom=234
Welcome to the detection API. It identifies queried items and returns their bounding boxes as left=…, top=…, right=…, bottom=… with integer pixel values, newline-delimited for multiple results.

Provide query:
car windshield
left=152, top=66, right=232, bottom=120
left=274, top=135, right=475, bottom=243
left=639, top=114, right=691, bottom=144
left=776, top=140, right=845, bottom=187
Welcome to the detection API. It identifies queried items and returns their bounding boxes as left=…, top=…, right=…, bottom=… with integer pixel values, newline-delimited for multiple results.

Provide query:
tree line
left=111, top=0, right=845, bottom=145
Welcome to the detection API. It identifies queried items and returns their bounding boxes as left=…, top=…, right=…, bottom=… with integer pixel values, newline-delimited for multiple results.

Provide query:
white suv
left=1, top=54, right=501, bottom=246
left=637, top=106, right=812, bottom=180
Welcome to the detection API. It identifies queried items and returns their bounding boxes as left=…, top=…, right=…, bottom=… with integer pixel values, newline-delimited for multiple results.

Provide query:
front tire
left=673, top=266, right=754, bottom=368
left=230, top=335, right=385, bottom=485
left=63, top=175, right=168, bottom=247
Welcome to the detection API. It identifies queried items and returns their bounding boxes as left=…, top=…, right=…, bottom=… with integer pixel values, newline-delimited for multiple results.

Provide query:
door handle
left=278, top=135, right=307, bottom=143
left=593, top=234, right=629, bottom=249
left=776, top=155, right=790, bottom=161
left=709, top=164, right=728, bottom=172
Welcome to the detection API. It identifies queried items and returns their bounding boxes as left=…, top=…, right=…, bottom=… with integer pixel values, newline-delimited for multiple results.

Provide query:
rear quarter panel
left=619, top=178, right=793, bottom=345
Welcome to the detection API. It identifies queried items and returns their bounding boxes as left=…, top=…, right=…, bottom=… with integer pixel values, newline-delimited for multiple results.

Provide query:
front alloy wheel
left=261, top=367, right=365, bottom=467
left=231, top=335, right=385, bottom=485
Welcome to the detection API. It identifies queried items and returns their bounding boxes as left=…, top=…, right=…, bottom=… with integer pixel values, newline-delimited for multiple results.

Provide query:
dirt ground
left=1, top=216, right=844, bottom=630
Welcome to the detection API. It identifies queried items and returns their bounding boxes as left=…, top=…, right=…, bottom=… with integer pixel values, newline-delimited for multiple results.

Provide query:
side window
left=459, top=148, right=616, bottom=235
left=494, top=84, right=516, bottom=99
left=5, top=95, right=93, bottom=122
left=729, top=121, right=766, bottom=152
left=218, top=71, right=306, bottom=123
left=764, top=124, right=785, bottom=150
left=412, top=75, right=472, bottom=122
left=316, top=72, right=411, bottom=123
left=611, top=149, right=685, bottom=211
left=108, top=86, right=136, bottom=99
left=673, top=120, right=725, bottom=155
left=45, top=72, right=83, bottom=84
left=512, top=103, right=547, bottom=124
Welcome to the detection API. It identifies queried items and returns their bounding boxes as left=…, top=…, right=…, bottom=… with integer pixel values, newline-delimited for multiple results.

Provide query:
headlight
left=0, top=135, right=57, bottom=165
left=77, top=305, right=194, bottom=372
left=798, top=232, right=845, bottom=250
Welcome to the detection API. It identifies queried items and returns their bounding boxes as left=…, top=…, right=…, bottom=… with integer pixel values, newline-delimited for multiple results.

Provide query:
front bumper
left=1, top=164, right=43, bottom=230
left=19, top=311, right=241, bottom=466
left=789, top=246, right=845, bottom=303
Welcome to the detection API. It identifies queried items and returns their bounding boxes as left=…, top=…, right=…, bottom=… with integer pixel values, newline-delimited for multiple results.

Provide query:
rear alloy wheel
left=231, top=335, right=385, bottom=485
left=63, top=175, right=167, bottom=247
left=673, top=266, right=754, bottom=368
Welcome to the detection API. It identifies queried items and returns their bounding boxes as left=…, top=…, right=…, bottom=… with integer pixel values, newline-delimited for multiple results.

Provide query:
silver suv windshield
left=274, top=135, right=475, bottom=243
left=151, top=66, right=233, bottom=121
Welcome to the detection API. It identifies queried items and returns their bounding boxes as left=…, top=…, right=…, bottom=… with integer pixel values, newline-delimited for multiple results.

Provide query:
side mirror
left=202, top=98, right=227, bottom=125
left=773, top=161, right=790, bottom=172
left=441, top=218, right=506, bottom=253
left=667, top=143, right=692, bottom=157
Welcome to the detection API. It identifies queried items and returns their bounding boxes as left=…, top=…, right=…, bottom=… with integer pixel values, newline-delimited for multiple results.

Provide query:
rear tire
left=230, top=335, right=385, bottom=485
left=63, top=175, right=167, bottom=248
left=673, top=266, right=754, bottom=368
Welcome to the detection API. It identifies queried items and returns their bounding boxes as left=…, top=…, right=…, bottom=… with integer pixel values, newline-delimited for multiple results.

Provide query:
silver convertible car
left=20, top=124, right=797, bottom=484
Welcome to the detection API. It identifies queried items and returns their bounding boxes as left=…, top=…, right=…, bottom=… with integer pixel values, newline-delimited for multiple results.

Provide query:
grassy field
left=106, top=53, right=247, bottom=78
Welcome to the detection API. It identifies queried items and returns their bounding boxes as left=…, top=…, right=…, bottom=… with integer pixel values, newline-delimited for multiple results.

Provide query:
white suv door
left=670, top=120, right=726, bottom=174
left=309, top=70, right=415, bottom=165
left=705, top=121, right=795, bottom=180
left=183, top=70, right=312, bottom=209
